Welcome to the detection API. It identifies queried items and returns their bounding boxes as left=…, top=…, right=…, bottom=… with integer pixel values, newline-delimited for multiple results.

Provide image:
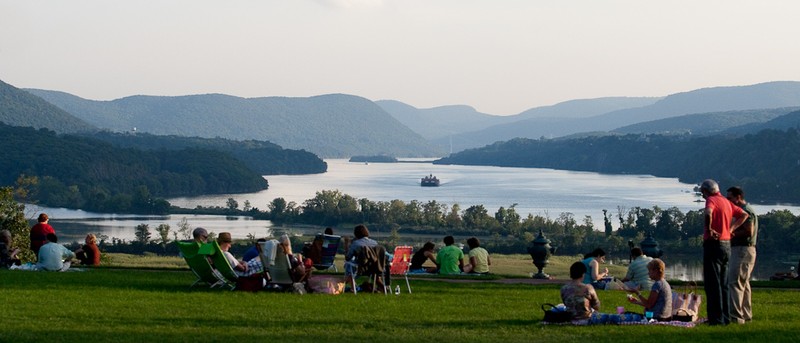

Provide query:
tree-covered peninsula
left=0, top=123, right=269, bottom=214
left=436, top=125, right=800, bottom=204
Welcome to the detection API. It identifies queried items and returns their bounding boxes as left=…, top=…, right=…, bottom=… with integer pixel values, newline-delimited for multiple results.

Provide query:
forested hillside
left=26, top=89, right=442, bottom=158
left=85, top=132, right=326, bottom=175
left=613, top=107, right=800, bottom=135
left=0, top=124, right=268, bottom=213
left=436, top=123, right=800, bottom=204
left=0, top=80, right=95, bottom=133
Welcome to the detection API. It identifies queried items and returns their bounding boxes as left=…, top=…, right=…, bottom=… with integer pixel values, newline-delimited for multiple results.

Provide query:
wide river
left=33, top=159, right=798, bottom=280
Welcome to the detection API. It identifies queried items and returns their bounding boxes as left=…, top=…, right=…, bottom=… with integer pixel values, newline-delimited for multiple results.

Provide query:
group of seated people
left=194, top=227, right=314, bottom=288
left=408, top=235, right=492, bottom=275
left=1, top=227, right=100, bottom=271
left=561, top=247, right=672, bottom=322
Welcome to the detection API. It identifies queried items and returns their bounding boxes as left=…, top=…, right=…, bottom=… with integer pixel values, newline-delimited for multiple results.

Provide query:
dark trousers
left=703, top=240, right=731, bottom=325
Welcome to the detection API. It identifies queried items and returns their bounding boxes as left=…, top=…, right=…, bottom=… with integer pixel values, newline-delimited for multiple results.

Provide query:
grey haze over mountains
left=24, top=89, right=442, bottom=158
left=13, top=80, right=800, bottom=158
left=380, top=81, right=800, bottom=152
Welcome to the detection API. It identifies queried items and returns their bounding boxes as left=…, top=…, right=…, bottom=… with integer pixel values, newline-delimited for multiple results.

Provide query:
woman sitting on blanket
left=409, top=241, right=438, bottom=273
left=582, top=248, right=610, bottom=290
left=627, top=258, right=672, bottom=321
left=561, top=261, right=601, bottom=320
left=218, top=232, right=262, bottom=277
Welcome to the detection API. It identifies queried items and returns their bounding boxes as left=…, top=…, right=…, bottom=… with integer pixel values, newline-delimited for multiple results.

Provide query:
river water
left=30, top=159, right=799, bottom=280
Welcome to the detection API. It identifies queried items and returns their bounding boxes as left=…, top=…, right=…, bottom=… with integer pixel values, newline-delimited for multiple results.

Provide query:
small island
left=349, top=155, right=398, bottom=163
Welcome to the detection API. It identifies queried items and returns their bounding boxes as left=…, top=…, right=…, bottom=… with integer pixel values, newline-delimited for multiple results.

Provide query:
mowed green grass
left=102, top=253, right=615, bottom=278
left=1, top=268, right=799, bottom=343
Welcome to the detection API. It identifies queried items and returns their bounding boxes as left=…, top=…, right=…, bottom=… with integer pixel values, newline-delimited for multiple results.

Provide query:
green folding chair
left=177, top=241, right=227, bottom=289
left=198, top=241, right=238, bottom=290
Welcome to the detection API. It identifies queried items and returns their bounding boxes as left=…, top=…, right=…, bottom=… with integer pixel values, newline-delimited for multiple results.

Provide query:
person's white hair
left=700, top=179, right=719, bottom=194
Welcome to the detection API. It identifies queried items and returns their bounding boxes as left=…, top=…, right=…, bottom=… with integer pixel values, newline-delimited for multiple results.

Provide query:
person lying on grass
left=626, top=258, right=672, bottom=321
left=561, top=261, right=601, bottom=320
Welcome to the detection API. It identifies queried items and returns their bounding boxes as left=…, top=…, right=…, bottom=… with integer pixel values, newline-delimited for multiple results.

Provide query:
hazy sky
left=2, top=1, right=799, bottom=115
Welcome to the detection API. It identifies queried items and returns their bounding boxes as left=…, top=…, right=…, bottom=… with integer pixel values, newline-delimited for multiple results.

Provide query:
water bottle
left=395, top=285, right=400, bottom=295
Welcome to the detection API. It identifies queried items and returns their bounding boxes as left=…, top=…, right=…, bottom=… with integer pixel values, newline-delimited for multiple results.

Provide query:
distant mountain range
left=8, top=79, right=800, bottom=158
left=25, top=89, right=442, bottom=158
left=379, top=81, right=800, bottom=152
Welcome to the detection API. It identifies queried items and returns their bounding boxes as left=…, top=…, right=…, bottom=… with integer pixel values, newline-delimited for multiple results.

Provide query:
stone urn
left=640, top=231, right=663, bottom=258
left=527, top=230, right=554, bottom=279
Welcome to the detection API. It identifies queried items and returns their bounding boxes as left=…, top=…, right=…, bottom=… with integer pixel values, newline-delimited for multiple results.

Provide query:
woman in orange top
left=75, top=233, right=101, bottom=266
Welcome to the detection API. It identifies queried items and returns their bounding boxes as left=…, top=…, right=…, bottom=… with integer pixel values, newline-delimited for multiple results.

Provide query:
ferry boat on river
left=421, top=174, right=440, bottom=187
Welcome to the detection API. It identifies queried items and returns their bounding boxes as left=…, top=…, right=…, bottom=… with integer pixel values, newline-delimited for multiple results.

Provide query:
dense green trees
left=0, top=185, right=33, bottom=261
left=437, top=125, right=800, bottom=204
left=85, top=131, right=326, bottom=175
left=239, top=190, right=800, bottom=257
left=0, top=123, right=268, bottom=214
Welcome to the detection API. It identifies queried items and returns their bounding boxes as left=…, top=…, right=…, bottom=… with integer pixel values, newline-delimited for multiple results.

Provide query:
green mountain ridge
left=26, top=89, right=442, bottom=158
left=0, top=80, right=96, bottom=133
left=613, top=107, right=800, bottom=135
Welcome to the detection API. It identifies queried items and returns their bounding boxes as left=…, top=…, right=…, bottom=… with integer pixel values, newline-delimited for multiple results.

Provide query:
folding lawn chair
left=198, top=241, right=237, bottom=290
left=177, top=241, right=228, bottom=289
left=390, top=246, right=413, bottom=294
left=348, top=245, right=388, bottom=295
left=313, top=234, right=341, bottom=272
left=258, top=240, right=294, bottom=288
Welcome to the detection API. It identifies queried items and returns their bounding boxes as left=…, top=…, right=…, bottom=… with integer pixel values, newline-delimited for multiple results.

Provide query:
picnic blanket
left=542, top=319, right=696, bottom=328
left=542, top=313, right=697, bottom=328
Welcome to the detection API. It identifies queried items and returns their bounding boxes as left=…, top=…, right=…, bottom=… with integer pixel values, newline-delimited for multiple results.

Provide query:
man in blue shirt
left=37, top=233, right=75, bottom=271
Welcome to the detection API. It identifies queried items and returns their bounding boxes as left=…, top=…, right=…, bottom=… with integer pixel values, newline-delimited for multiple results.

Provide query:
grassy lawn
left=2, top=267, right=799, bottom=343
left=101, top=253, right=608, bottom=278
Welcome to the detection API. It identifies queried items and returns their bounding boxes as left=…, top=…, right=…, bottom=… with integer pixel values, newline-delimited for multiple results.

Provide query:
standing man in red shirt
left=700, top=179, right=748, bottom=325
left=29, top=213, right=56, bottom=259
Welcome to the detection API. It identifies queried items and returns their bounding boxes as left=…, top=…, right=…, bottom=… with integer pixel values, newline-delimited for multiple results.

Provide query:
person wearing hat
left=217, top=232, right=262, bottom=277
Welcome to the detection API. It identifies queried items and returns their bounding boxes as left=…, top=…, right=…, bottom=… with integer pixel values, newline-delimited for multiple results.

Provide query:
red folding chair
left=390, top=246, right=413, bottom=294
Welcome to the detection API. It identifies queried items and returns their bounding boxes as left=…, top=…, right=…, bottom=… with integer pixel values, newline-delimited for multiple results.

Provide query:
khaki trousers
left=728, top=245, right=756, bottom=323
